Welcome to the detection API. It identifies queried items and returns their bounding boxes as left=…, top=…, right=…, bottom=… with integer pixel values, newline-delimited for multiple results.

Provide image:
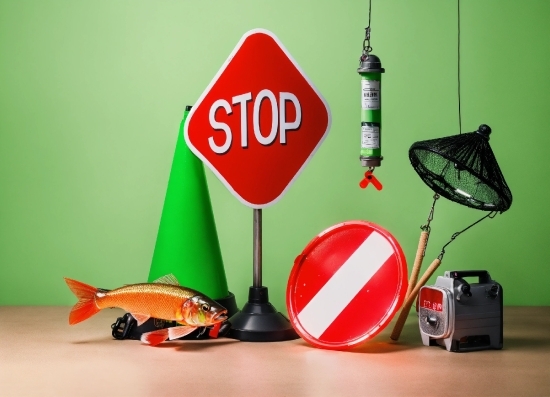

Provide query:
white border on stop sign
left=184, top=28, right=332, bottom=209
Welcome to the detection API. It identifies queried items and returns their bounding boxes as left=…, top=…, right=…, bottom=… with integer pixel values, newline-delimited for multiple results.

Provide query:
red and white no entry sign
left=286, top=221, right=408, bottom=349
left=185, top=29, right=331, bottom=208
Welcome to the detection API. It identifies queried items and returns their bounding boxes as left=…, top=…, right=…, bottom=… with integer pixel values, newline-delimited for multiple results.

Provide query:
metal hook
left=421, top=194, right=440, bottom=232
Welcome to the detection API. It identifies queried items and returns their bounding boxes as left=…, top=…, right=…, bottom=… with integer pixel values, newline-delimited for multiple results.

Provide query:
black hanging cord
left=368, top=0, right=372, bottom=29
left=457, top=0, right=462, bottom=134
left=437, top=211, right=497, bottom=260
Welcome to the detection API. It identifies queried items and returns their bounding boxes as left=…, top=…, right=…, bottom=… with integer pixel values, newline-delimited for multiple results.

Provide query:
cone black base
left=227, top=286, right=299, bottom=342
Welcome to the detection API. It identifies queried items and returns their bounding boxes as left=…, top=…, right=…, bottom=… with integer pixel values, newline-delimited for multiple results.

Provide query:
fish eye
left=201, top=303, right=210, bottom=312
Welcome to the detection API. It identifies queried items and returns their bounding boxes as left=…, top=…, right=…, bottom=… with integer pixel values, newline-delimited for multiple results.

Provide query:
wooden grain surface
left=1, top=306, right=549, bottom=397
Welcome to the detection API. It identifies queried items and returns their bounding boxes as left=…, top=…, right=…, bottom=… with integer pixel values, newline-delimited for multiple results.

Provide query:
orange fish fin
left=65, top=278, right=97, bottom=300
left=141, top=329, right=169, bottom=346
left=152, top=274, right=180, bottom=286
left=168, top=326, right=197, bottom=340
left=131, top=313, right=150, bottom=326
left=64, top=278, right=100, bottom=325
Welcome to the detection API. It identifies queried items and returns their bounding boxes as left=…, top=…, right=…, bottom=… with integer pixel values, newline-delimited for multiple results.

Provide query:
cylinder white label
left=361, top=124, right=380, bottom=149
left=361, top=79, right=380, bottom=110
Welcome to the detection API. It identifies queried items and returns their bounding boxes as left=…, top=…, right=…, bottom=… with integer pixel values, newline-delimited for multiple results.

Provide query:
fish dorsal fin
left=152, top=274, right=180, bottom=286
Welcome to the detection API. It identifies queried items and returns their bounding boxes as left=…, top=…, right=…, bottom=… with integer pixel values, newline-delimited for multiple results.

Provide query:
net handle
left=390, top=257, right=441, bottom=341
left=404, top=231, right=429, bottom=300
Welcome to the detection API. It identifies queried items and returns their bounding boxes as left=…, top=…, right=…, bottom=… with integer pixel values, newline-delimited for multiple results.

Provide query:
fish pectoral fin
left=141, top=329, right=169, bottom=346
left=152, top=274, right=180, bottom=286
left=168, top=325, right=198, bottom=340
left=130, top=313, right=150, bottom=326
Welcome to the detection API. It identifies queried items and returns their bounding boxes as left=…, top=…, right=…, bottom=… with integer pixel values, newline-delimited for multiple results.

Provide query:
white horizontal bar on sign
left=297, top=231, right=394, bottom=339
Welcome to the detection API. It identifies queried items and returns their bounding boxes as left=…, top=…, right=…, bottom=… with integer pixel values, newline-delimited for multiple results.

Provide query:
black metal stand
left=228, top=209, right=298, bottom=342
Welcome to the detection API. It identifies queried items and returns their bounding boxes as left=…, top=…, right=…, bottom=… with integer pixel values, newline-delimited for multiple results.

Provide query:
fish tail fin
left=64, top=278, right=101, bottom=325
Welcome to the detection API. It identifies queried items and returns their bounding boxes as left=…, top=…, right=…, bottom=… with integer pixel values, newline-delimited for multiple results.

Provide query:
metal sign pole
left=253, top=209, right=262, bottom=288
left=227, top=209, right=298, bottom=341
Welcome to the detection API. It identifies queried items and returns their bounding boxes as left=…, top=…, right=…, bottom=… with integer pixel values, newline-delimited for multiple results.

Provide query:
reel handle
left=447, top=270, right=492, bottom=284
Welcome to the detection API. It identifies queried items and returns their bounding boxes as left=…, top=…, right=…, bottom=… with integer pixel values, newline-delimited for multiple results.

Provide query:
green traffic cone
left=148, top=106, right=237, bottom=316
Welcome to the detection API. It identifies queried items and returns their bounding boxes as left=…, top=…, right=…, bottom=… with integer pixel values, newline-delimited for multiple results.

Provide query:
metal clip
left=111, top=313, right=136, bottom=340
left=421, top=194, right=440, bottom=232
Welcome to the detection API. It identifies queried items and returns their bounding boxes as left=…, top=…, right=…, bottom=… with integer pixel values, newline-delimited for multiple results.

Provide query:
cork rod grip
left=390, top=257, right=441, bottom=341
left=404, top=231, right=429, bottom=300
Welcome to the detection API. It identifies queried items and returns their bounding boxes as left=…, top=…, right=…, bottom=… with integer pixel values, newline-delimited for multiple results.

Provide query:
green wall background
left=1, top=0, right=549, bottom=309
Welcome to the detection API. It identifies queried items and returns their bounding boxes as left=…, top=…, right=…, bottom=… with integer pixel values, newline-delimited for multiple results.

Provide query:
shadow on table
left=351, top=321, right=424, bottom=354
left=72, top=337, right=113, bottom=345
left=171, top=339, right=240, bottom=351
left=289, top=321, right=424, bottom=354
left=71, top=337, right=240, bottom=351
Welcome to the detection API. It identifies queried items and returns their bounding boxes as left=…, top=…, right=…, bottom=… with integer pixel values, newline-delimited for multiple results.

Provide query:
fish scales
left=97, top=283, right=198, bottom=321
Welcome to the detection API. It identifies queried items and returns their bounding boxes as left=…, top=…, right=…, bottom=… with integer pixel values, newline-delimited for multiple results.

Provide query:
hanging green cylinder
left=358, top=54, right=385, bottom=167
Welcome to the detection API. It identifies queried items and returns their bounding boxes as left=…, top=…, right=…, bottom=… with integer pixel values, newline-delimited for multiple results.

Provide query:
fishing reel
left=418, top=270, right=503, bottom=352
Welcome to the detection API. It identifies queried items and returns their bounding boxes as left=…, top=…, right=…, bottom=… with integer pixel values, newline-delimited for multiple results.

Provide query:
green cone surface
left=148, top=108, right=229, bottom=299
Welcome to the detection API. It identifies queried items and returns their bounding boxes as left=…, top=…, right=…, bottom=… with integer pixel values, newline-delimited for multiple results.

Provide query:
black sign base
left=228, top=286, right=299, bottom=342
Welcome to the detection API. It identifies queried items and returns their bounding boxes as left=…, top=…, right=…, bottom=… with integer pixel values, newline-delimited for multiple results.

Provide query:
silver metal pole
left=253, top=208, right=262, bottom=287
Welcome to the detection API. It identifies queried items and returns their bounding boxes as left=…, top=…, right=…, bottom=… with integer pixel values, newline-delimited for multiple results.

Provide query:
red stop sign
left=185, top=29, right=331, bottom=208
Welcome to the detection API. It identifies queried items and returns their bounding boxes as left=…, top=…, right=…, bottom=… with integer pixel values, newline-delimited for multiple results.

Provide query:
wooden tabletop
left=1, top=306, right=549, bottom=397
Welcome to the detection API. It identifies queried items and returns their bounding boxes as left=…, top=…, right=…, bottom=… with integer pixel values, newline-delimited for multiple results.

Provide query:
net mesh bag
left=409, top=125, right=512, bottom=212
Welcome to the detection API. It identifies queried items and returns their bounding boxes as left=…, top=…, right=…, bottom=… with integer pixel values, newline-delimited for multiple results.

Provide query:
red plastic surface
left=359, top=171, right=383, bottom=190
left=286, top=221, right=408, bottom=350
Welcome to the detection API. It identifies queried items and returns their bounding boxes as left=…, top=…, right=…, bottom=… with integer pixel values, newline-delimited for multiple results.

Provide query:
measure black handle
left=449, top=270, right=492, bottom=284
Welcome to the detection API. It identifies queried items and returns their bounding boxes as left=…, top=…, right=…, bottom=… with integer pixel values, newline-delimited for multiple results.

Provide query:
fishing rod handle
left=404, top=231, right=429, bottom=300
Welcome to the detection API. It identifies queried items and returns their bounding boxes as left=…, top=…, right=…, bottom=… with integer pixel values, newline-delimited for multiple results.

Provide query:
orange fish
left=64, top=274, right=228, bottom=346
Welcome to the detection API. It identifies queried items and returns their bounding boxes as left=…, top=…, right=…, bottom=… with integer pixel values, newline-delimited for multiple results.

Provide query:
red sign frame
left=287, top=221, right=408, bottom=350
